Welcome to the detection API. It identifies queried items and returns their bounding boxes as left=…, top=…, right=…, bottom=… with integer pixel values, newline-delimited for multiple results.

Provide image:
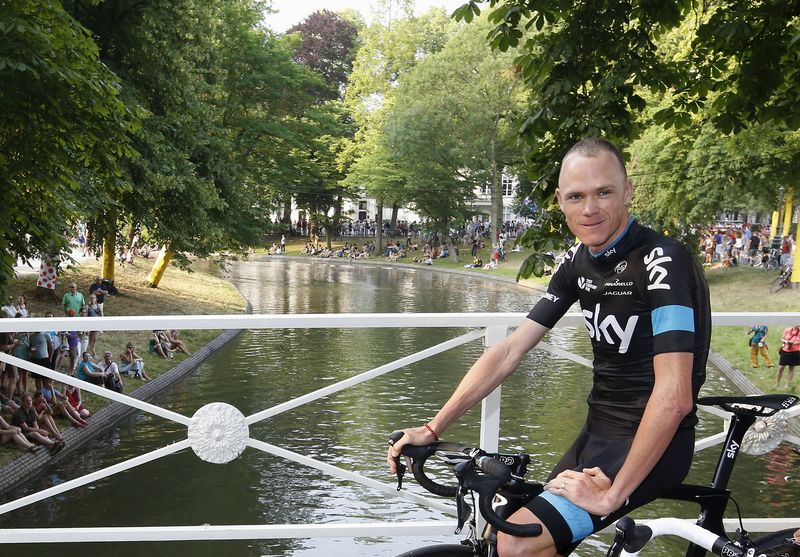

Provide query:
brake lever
left=455, top=484, right=472, bottom=534
left=393, top=456, right=407, bottom=491
left=389, top=431, right=407, bottom=491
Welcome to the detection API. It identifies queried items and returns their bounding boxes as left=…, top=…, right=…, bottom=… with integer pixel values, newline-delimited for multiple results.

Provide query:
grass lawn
left=0, top=256, right=245, bottom=464
left=704, top=264, right=800, bottom=394
left=256, top=234, right=551, bottom=288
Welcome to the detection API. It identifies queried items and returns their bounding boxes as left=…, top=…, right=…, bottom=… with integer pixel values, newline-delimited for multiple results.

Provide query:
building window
left=502, top=175, right=514, bottom=197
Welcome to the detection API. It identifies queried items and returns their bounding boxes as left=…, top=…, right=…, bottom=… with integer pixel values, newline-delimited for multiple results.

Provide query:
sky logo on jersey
left=577, top=277, right=597, bottom=292
left=583, top=304, right=639, bottom=354
left=644, top=247, right=672, bottom=290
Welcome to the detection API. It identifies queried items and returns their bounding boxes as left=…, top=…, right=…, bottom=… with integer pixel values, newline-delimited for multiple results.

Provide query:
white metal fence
left=0, top=312, right=798, bottom=544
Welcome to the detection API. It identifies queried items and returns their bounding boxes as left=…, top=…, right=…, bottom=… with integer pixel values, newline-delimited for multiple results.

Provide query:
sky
left=264, top=0, right=466, bottom=32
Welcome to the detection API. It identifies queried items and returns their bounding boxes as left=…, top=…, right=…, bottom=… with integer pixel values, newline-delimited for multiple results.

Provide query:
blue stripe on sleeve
left=651, top=305, right=695, bottom=336
left=539, top=491, right=594, bottom=543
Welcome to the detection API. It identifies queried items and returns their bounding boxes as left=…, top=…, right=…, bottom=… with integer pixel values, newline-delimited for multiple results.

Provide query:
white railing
left=0, top=312, right=798, bottom=545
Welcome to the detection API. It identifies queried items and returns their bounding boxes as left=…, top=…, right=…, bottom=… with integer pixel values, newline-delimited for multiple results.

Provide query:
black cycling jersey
left=528, top=219, right=711, bottom=429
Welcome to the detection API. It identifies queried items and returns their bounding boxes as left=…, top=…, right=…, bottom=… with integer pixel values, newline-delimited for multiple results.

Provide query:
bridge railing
left=0, top=311, right=798, bottom=544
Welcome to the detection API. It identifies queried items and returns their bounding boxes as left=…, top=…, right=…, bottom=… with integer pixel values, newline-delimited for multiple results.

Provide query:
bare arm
left=388, top=319, right=550, bottom=469
left=553, top=352, right=694, bottom=515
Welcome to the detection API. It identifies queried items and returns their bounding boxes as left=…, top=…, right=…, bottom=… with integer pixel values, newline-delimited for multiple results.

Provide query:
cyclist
left=388, top=138, right=711, bottom=557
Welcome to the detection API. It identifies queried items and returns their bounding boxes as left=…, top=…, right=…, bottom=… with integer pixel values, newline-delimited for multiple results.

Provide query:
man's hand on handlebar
left=386, top=426, right=437, bottom=473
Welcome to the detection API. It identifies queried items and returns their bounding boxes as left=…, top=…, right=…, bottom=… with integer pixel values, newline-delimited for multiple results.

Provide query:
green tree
left=383, top=18, right=527, bottom=246
left=452, top=0, right=800, bottom=276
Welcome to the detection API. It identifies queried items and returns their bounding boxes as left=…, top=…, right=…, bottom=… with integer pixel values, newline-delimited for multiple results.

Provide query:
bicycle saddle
left=698, top=393, right=798, bottom=416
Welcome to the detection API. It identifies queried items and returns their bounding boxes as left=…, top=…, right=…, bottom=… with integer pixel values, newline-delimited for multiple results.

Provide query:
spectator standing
left=748, top=232, right=761, bottom=265
left=748, top=325, right=773, bottom=368
left=62, top=283, right=85, bottom=317
left=13, top=315, right=30, bottom=397
left=28, top=329, right=51, bottom=392
left=775, top=326, right=800, bottom=389
left=88, top=277, right=108, bottom=316
left=780, top=236, right=793, bottom=269
left=14, top=295, right=28, bottom=318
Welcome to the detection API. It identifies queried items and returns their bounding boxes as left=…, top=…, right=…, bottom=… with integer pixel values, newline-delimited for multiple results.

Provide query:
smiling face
left=556, top=150, right=633, bottom=254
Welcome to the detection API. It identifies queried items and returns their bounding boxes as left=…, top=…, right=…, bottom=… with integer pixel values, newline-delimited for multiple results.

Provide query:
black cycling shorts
left=524, top=416, right=695, bottom=556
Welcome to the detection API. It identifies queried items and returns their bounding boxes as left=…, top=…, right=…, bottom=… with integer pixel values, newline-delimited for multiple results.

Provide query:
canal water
left=1, top=259, right=797, bottom=557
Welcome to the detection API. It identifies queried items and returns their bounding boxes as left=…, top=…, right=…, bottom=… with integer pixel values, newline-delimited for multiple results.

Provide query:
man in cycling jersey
left=388, top=138, right=711, bottom=557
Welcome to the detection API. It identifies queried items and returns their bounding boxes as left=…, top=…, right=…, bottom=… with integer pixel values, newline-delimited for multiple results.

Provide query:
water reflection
left=0, top=259, right=797, bottom=557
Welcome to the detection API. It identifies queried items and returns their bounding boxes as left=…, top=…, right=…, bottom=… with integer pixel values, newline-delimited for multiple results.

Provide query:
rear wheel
left=764, top=258, right=779, bottom=272
left=394, top=543, right=478, bottom=556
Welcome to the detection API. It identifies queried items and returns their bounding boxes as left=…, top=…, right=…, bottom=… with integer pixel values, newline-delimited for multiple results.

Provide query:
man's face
left=104, top=353, right=112, bottom=362
left=21, top=395, right=32, bottom=409
left=556, top=151, right=633, bottom=254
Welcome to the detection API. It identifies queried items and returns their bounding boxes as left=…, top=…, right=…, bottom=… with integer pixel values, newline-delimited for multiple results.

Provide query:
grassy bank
left=1, top=256, right=245, bottom=464
left=256, top=234, right=550, bottom=288
left=705, top=264, right=800, bottom=394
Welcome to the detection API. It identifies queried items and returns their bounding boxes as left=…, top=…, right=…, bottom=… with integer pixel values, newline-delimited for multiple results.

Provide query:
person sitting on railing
left=32, top=390, right=65, bottom=442
left=64, top=384, right=90, bottom=419
left=120, top=342, right=151, bottom=381
left=40, top=377, right=88, bottom=428
left=0, top=413, right=37, bottom=452
left=11, top=393, right=63, bottom=453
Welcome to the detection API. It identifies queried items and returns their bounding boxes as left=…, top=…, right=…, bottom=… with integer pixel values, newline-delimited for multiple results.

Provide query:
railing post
left=480, top=325, right=510, bottom=453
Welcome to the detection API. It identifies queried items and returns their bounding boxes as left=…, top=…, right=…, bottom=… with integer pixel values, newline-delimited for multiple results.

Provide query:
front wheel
left=394, top=543, right=478, bottom=557
left=770, top=274, right=789, bottom=293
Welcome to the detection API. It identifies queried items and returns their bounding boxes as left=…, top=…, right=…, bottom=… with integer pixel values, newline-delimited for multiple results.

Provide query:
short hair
left=561, top=138, right=627, bottom=180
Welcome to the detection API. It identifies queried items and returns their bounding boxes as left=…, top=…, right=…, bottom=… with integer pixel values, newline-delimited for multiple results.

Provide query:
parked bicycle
left=390, top=393, right=798, bottom=557
left=770, top=266, right=794, bottom=293
left=763, top=248, right=782, bottom=272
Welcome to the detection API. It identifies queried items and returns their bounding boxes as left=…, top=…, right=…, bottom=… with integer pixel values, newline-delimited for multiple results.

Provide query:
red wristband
left=424, top=423, right=439, bottom=441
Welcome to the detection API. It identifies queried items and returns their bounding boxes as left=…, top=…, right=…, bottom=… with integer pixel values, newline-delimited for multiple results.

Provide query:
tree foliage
left=286, top=10, right=360, bottom=101
left=452, top=0, right=800, bottom=276
left=0, top=0, right=135, bottom=291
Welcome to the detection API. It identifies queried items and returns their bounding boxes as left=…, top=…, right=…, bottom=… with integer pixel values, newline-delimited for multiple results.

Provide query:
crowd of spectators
left=701, top=225, right=794, bottom=269
left=0, top=279, right=190, bottom=458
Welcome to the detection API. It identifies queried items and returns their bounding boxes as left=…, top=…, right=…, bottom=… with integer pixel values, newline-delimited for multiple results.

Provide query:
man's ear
left=623, top=179, right=634, bottom=206
left=555, top=188, right=564, bottom=209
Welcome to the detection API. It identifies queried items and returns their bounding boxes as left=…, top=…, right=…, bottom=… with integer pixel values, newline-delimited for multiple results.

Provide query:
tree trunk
left=489, top=121, right=503, bottom=248
left=281, top=193, right=292, bottom=226
left=101, top=227, right=116, bottom=282
left=390, top=203, right=399, bottom=237
left=375, top=201, right=384, bottom=256
left=146, top=247, right=172, bottom=288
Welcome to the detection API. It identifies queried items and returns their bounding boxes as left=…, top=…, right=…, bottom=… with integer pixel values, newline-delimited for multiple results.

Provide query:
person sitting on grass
left=0, top=413, right=37, bottom=452
left=11, top=393, right=63, bottom=453
left=98, top=351, right=123, bottom=393
left=75, top=352, right=105, bottom=386
left=40, top=378, right=88, bottom=428
left=120, top=342, right=151, bottom=381
left=167, top=330, right=190, bottom=356
left=64, top=384, right=90, bottom=419
left=32, top=390, right=65, bottom=441
left=149, top=331, right=172, bottom=359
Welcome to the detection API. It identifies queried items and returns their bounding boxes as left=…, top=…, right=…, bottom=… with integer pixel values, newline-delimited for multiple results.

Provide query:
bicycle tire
left=770, top=275, right=789, bottom=293
left=393, top=544, right=477, bottom=556
left=764, top=258, right=779, bottom=272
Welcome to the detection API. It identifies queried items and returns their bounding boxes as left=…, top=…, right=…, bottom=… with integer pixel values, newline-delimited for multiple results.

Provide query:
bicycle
left=770, top=266, right=793, bottom=293
left=389, top=393, right=799, bottom=557
left=763, top=249, right=782, bottom=272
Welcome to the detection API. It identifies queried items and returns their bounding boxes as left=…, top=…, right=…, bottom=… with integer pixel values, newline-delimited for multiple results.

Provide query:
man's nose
left=581, top=196, right=598, bottom=215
